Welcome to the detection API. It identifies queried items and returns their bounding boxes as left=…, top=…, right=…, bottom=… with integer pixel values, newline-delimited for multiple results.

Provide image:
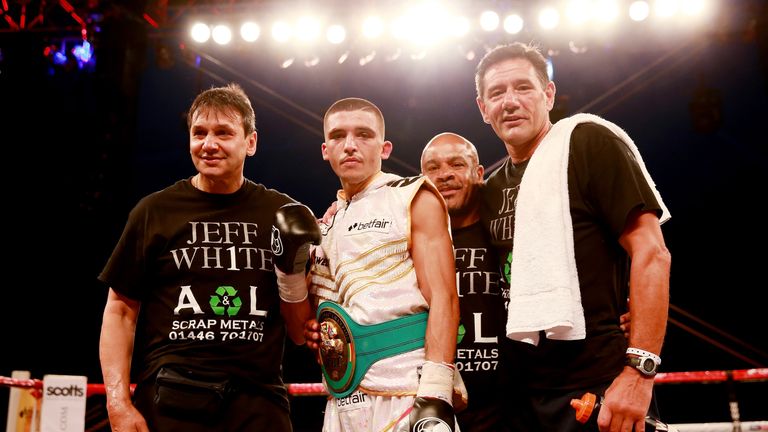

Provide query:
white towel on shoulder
left=506, top=113, right=670, bottom=345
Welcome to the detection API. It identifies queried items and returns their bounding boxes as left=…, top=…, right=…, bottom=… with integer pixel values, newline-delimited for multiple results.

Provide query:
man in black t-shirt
left=474, top=43, right=672, bottom=431
left=421, top=133, right=512, bottom=432
left=98, top=83, right=318, bottom=432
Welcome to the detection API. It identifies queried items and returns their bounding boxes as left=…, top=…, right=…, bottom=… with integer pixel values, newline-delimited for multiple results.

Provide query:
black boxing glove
left=410, top=397, right=454, bottom=432
left=409, top=361, right=456, bottom=432
left=271, top=203, right=322, bottom=302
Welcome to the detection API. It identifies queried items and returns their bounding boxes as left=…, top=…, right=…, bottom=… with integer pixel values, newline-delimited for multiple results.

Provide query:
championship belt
left=316, top=301, right=428, bottom=398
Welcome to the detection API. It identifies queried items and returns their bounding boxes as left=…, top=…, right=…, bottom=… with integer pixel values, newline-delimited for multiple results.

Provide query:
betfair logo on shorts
left=347, top=218, right=392, bottom=234
left=46, top=385, right=85, bottom=398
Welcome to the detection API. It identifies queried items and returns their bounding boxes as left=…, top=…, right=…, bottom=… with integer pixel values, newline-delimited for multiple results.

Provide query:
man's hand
left=106, top=398, right=149, bottom=432
left=620, top=312, right=631, bottom=339
left=596, top=368, right=654, bottom=432
left=320, top=201, right=338, bottom=225
left=303, top=318, right=321, bottom=358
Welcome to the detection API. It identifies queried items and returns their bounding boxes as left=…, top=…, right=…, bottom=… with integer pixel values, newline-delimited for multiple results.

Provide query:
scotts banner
left=40, top=375, right=87, bottom=432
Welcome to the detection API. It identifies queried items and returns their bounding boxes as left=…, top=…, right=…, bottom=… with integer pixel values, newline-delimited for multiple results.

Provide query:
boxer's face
left=322, top=110, right=392, bottom=193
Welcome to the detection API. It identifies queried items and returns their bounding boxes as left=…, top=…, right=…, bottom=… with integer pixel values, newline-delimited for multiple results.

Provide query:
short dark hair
left=475, top=42, right=549, bottom=99
left=187, top=83, right=256, bottom=135
left=323, top=97, right=385, bottom=138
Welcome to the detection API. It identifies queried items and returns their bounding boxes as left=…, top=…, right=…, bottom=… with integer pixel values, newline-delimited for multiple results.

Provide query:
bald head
left=422, top=132, right=478, bottom=164
left=421, top=132, right=484, bottom=228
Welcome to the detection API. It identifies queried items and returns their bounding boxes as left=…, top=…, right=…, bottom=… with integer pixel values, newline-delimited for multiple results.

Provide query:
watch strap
left=626, top=347, right=661, bottom=365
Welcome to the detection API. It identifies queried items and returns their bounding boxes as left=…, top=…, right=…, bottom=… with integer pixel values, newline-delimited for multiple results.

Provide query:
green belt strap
left=316, top=301, right=428, bottom=398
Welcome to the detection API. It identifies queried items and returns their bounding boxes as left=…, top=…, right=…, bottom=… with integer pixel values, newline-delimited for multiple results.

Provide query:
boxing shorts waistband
left=316, top=301, right=427, bottom=398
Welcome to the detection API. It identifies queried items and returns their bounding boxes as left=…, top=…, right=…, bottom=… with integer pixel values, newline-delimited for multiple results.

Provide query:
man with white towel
left=474, top=42, right=672, bottom=431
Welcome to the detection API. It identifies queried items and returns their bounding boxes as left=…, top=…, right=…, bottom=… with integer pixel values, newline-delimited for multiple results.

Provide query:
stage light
left=390, top=16, right=409, bottom=40
left=450, top=16, right=471, bottom=38
left=281, top=58, right=294, bottom=68
left=359, top=50, right=376, bottom=66
left=296, top=16, right=321, bottom=43
left=568, top=40, right=589, bottom=53
left=655, top=0, right=678, bottom=18
left=410, top=50, right=427, bottom=61
left=565, top=0, right=591, bottom=25
left=479, top=11, right=499, bottom=31
left=272, top=21, right=293, bottom=43
left=177, top=0, right=720, bottom=66
left=304, top=56, right=320, bottom=67
left=240, top=22, right=260, bottom=42
left=539, top=7, right=560, bottom=30
left=594, top=0, right=620, bottom=23
left=327, top=24, right=346, bottom=44
left=385, top=48, right=401, bottom=62
left=400, top=1, right=452, bottom=46
left=338, top=51, right=350, bottom=64
left=72, top=40, right=94, bottom=68
left=680, top=0, right=707, bottom=16
left=629, top=1, right=651, bottom=21
left=53, top=50, right=68, bottom=65
left=190, top=22, right=211, bottom=43
left=503, top=14, right=524, bottom=34
left=362, top=16, right=384, bottom=39
left=211, top=25, right=232, bottom=45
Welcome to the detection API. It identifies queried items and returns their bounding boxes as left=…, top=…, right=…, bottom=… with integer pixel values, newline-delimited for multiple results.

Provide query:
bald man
left=421, top=133, right=513, bottom=432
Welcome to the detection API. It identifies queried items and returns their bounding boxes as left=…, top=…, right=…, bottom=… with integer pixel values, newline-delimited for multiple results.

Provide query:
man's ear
left=321, top=142, right=329, bottom=161
left=545, top=81, right=556, bottom=111
left=247, top=132, right=258, bottom=156
left=476, top=97, right=490, bottom=124
left=381, top=140, right=393, bottom=160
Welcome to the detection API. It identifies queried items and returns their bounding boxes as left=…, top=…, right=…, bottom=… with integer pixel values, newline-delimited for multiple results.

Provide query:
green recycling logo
left=503, top=251, right=513, bottom=284
left=209, top=286, right=242, bottom=316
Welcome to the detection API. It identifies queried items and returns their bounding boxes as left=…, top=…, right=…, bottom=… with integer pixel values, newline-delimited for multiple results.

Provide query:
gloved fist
left=271, top=203, right=322, bottom=274
left=409, top=397, right=454, bottom=432
left=271, top=203, right=322, bottom=302
left=409, top=361, right=456, bottom=432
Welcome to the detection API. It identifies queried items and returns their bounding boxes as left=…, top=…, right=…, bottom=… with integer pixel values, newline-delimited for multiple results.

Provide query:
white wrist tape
left=416, top=361, right=455, bottom=406
left=275, top=267, right=308, bottom=303
left=626, top=347, right=662, bottom=365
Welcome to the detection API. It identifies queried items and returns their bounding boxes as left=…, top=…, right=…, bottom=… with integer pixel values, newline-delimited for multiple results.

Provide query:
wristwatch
left=625, top=349, right=661, bottom=377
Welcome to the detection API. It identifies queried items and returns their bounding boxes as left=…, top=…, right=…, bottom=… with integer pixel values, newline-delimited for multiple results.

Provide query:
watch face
left=641, top=358, right=656, bottom=373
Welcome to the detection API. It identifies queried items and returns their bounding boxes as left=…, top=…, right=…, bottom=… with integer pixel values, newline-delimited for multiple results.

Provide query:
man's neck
left=450, top=208, right=480, bottom=230
left=341, top=172, right=380, bottom=202
left=194, top=174, right=244, bottom=194
left=448, top=198, right=480, bottom=230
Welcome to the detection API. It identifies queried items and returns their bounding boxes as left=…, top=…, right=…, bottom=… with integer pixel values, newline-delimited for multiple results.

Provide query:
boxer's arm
left=410, top=187, right=458, bottom=364
left=272, top=203, right=322, bottom=345
left=409, top=187, right=459, bottom=431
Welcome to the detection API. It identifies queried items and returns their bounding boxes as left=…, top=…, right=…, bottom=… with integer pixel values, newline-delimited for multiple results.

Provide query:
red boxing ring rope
left=2, top=368, right=768, bottom=397
left=3, top=370, right=767, bottom=432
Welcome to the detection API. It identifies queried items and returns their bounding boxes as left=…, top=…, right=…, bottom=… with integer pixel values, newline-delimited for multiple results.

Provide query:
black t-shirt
left=100, top=178, right=294, bottom=407
left=481, top=122, right=663, bottom=390
left=452, top=221, right=507, bottom=404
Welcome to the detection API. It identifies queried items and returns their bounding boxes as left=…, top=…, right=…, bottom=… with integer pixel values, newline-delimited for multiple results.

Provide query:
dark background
left=1, top=0, right=767, bottom=429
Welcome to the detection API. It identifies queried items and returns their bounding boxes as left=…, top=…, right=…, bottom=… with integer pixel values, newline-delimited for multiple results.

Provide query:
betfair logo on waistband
left=336, top=390, right=371, bottom=412
left=347, top=218, right=392, bottom=232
